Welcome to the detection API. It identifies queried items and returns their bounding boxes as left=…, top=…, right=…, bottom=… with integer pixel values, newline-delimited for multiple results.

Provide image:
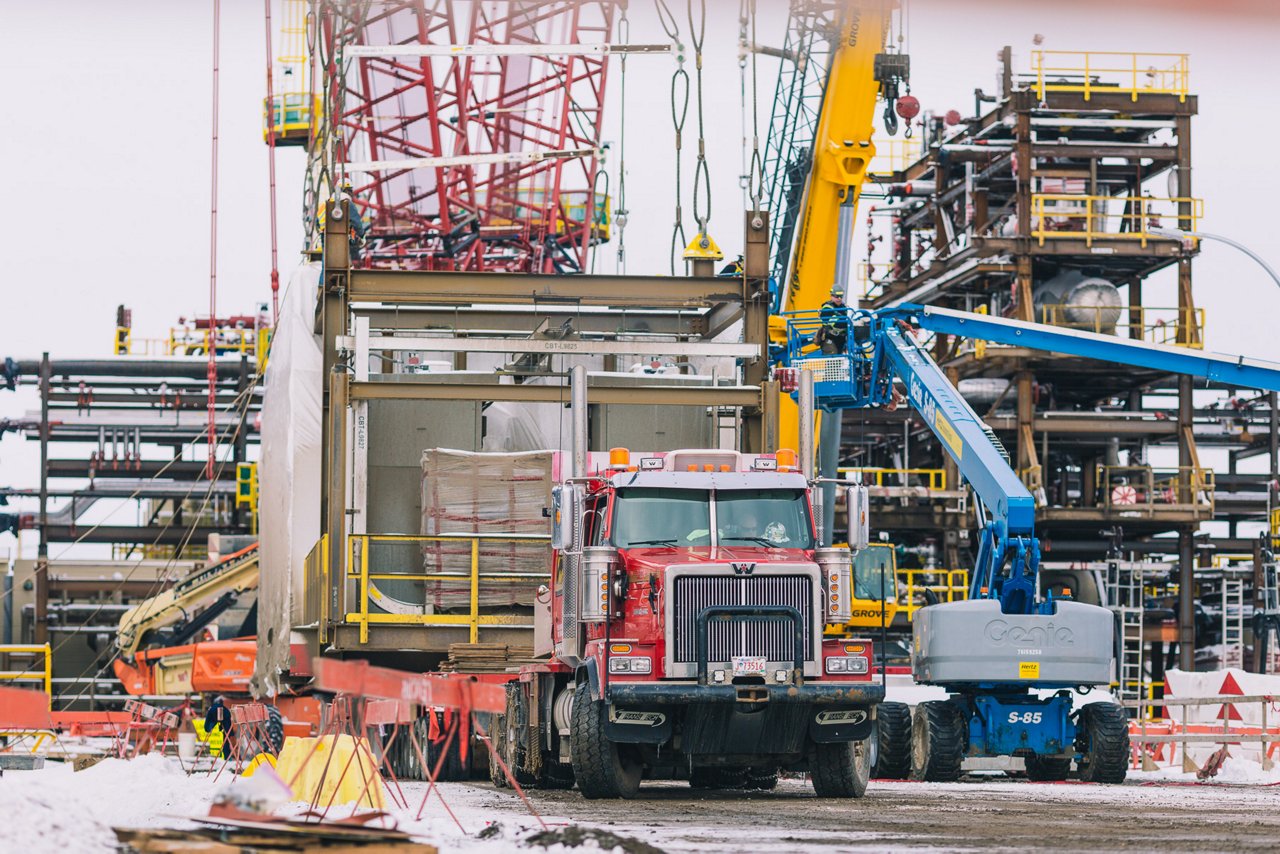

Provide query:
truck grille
left=671, top=574, right=814, bottom=664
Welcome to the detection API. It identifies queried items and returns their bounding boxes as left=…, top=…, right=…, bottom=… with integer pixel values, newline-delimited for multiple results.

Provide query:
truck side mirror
left=551, top=484, right=583, bottom=552
left=846, top=483, right=870, bottom=551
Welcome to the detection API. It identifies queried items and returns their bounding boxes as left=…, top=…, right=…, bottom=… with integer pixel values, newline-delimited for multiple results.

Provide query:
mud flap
left=808, top=707, right=873, bottom=743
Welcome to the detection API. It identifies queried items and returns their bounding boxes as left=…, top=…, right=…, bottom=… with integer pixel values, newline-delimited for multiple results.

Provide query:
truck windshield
left=611, top=488, right=711, bottom=547
left=611, top=487, right=815, bottom=549
left=716, top=489, right=814, bottom=549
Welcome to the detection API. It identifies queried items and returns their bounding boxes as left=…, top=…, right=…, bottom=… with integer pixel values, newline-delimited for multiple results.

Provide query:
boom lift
left=782, top=304, right=1280, bottom=782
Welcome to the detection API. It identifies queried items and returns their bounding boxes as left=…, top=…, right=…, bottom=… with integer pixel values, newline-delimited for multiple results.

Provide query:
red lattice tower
left=314, top=0, right=618, bottom=273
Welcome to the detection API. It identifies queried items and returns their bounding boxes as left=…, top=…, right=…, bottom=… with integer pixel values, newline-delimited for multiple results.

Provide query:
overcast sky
left=3, top=0, right=1278, bottom=558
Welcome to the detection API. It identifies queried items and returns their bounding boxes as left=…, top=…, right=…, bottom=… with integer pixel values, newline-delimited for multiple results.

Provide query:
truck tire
left=569, top=681, right=642, bottom=799
left=910, top=701, right=965, bottom=782
left=745, top=766, right=779, bottom=790
left=264, top=705, right=285, bottom=755
left=1075, top=702, right=1129, bottom=784
left=488, top=710, right=509, bottom=788
left=809, top=737, right=871, bottom=798
left=391, top=712, right=468, bottom=781
left=873, top=701, right=912, bottom=779
left=1024, top=754, right=1071, bottom=782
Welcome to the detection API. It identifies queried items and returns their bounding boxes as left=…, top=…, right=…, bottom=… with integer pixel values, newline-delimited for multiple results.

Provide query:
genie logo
left=984, top=620, right=1074, bottom=649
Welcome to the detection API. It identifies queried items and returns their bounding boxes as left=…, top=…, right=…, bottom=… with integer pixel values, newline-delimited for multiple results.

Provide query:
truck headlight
left=608, top=656, right=652, bottom=674
left=825, top=656, right=868, bottom=675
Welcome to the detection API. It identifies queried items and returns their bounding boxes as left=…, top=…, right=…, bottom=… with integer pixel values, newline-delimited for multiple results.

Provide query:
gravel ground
left=408, top=775, right=1280, bottom=853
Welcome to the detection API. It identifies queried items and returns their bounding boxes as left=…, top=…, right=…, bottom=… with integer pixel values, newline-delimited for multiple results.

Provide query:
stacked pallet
left=443, top=642, right=537, bottom=673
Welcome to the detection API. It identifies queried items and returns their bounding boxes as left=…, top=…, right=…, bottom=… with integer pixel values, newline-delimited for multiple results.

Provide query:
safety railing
left=1124, top=694, right=1280, bottom=774
left=168, top=327, right=261, bottom=358
left=1037, top=304, right=1205, bottom=349
left=1211, top=553, right=1255, bottom=570
left=1098, top=465, right=1215, bottom=513
left=262, top=91, right=319, bottom=144
left=482, top=189, right=612, bottom=241
left=303, top=534, right=330, bottom=643
left=1031, top=194, right=1203, bottom=247
left=1030, top=50, right=1190, bottom=102
left=857, top=261, right=894, bottom=302
left=0, top=644, right=52, bottom=709
left=345, top=533, right=550, bottom=644
left=840, top=467, right=947, bottom=491
left=901, top=569, right=969, bottom=617
left=870, top=137, right=922, bottom=176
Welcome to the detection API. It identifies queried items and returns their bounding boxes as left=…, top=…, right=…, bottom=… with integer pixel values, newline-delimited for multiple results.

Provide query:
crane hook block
left=682, top=232, right=724, bottom=261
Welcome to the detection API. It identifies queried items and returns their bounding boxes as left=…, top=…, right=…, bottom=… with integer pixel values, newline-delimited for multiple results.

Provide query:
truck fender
left=580, top=660, right=602, bottom=701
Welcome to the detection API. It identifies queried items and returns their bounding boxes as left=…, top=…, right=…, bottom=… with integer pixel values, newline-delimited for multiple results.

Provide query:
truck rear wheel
left=873, top=701, right=912, bottom=779
left=569, top=681, right=642, bottom=799
left=1024, top=754, right=1071, bottom=782
left=1075, top=702, right=1129, bottom=784
left=745, top=766, right=779, bottom=790
left=809, top=737, right=871, bottom=798
left=910, top=701, right=965, bottom=782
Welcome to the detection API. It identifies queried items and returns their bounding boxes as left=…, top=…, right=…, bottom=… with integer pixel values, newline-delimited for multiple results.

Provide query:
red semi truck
left=494, top=436, right=884, bottom=799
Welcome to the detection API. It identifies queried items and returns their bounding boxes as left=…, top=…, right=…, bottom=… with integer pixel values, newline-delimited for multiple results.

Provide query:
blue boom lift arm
left=783, top=306, right=1280, bottom=617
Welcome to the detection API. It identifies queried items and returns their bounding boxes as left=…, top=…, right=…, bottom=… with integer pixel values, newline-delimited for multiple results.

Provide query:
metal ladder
left=1221, top=575, right=1246, bottom=670
left=1106, top=560, right=1145, bottom=708
left=1260, top=554, right=1280, bottom=673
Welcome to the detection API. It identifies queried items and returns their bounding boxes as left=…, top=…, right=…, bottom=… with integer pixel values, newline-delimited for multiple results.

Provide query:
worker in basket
left=204, top=695, right=233, bottom=759
left=815, top=287, right=851, bottom=354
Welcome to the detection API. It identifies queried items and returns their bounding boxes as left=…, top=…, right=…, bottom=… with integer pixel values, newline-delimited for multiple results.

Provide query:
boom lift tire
left=1075, top=702, right=1129, bottom=784
left=569, top=680, right=642, bottom=799
left=910, top=700, right=965, bottom=782
left=809, top=737, right=871, bottom=798
left=872, top=701, right=912, bottom=779
left=1024, top=754, right=1071, bottom=782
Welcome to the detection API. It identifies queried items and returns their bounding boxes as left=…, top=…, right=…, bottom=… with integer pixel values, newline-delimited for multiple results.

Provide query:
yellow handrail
left=1097, top=465, right=1215, bottom=512
left=839, top=467, right=947, bottom=490
left=0, top=643, right=52, bottom=709
left=900, top=570, right=969, bottom=617
left=1038, top=304, right=1205, bottom=349
left=1031, top=194, right=1203, bottom=247
left=870, top=137, right=921, bottom=176
left=342, top=533, right=551, bottom=645
left=1031, top=50, right=1189, bottom=102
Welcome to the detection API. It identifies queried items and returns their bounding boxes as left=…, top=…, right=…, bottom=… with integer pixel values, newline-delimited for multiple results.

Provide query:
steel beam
left=338, top=334, right=757, bottom=359
left=42, top=525, right=247, bottom=545
left=356, top=306, right=710, bottom=337
left=348, top=380, right=761, bottom=407
left=348, top=269, right=742, bottom=309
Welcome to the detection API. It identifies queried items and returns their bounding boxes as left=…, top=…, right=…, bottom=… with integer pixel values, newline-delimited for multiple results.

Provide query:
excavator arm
left=115, top=544, right=260, bottom=660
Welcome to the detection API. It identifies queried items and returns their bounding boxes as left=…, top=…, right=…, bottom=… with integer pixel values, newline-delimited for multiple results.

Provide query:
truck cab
left=497, top=447, right=884, bottom=799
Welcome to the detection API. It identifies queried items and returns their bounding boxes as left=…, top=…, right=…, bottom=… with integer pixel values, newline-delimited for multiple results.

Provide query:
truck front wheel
left=809, top=737, right=871, bottom=798
left=568, top=681, right=642, bottom=799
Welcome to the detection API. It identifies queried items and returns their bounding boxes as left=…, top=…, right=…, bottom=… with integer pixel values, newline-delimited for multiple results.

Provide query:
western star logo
left=731, top=562, right=756, bottom=575
left=815, top=709, right=867, bottom=726
left=610, top=709, right=666, bottom=727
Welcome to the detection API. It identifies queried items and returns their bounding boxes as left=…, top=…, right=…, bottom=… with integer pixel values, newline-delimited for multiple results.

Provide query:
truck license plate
left=731, top=656, right=767, bottom=677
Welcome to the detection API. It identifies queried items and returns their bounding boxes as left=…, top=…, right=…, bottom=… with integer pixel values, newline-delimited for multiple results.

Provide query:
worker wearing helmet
left=816, top=287, right=850, bottom=354
left=204, top=695, right=232, bottom=759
